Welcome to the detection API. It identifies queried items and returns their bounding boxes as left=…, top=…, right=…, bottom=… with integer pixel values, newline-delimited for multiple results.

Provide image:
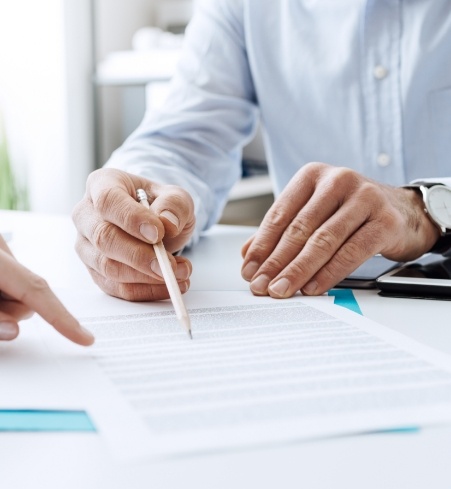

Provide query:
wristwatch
left=404, top=182, right=451, bottom=254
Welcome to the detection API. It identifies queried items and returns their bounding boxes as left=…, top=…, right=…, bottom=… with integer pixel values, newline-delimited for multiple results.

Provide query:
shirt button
left=377, top=153, right=391, bottom=167
left=373, top=65, right=389, bottom=80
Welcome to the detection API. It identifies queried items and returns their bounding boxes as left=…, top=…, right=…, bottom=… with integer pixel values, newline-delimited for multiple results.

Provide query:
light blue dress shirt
left=107, top=0, right=451, bottom=241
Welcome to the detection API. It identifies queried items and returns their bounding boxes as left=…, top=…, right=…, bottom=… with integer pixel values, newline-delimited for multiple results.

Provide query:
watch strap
left=429, top=234, right=451, bottom=256
left=403, top=183, right=451, bottom=255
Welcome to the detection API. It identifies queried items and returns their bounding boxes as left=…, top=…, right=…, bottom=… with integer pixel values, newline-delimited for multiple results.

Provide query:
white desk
left=1, top=210, right=451, bottom=489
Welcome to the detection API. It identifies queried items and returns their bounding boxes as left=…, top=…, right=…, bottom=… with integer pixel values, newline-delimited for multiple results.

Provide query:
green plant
left=0, top=113, right=27, bottom=210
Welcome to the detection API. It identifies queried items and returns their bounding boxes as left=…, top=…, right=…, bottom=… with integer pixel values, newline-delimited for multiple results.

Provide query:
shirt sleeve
left=105, top=0, right=259, bottom=244
left=410, top=178, right=451, bottom=187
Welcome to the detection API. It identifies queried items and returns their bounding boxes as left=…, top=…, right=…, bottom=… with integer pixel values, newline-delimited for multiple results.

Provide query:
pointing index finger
left=0, top=250, right=94, bottom=346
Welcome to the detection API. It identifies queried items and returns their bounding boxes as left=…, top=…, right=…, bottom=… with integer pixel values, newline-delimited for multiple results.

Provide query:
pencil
left=136, top=189, right=192, bottom=339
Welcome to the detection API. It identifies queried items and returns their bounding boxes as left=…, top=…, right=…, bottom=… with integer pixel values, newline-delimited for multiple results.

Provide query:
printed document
left=30, top=290, right=451, bottom=460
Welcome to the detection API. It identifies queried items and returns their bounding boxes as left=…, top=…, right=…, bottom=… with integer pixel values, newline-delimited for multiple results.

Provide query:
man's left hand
left=241, top=162, right=440, bottom=298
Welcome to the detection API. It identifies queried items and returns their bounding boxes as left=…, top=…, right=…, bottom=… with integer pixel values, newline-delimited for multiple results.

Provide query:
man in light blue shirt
left=73, top=0, right=451, bottom=301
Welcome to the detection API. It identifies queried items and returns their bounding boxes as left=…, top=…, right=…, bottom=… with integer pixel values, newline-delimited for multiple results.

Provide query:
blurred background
left=0, top=0, right=272, bottom=224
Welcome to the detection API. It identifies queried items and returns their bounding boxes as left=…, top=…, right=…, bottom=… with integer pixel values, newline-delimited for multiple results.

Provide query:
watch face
left=426, top=185, right=451, bottom=230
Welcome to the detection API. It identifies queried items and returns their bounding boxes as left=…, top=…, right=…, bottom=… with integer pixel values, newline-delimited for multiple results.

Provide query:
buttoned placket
left=360, top=0, right=406, bottom=186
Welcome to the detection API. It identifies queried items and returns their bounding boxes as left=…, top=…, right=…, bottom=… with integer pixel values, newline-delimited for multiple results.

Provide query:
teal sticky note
left=328, top=289, right=362, bottom=315
left=0, top=410, right=96, bottom=432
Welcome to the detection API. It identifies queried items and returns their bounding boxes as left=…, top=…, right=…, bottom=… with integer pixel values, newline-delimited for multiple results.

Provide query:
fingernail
left=0, top=322, right=18, bottom=340
left=302, top=280, right=318, bottom=295
left=179, top=281, right=189, bottom=293
left=242, top=261, right=259, bottom=281
left=150, top=259, right=163, bottom=278
left=140, top=223, right=159, bottom=243
left=160, top=210, right=179, bottom=230
left=269, top=278, right=291, bottom=298
left=175, top=263, right=190, bottom=281
left=250, top=274, right=270, bottom=295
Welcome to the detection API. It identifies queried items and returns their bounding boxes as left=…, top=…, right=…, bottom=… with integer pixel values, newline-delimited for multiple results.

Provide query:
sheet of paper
left=37, top=290, right=451, bottom=460
left=0, top=313, right=154, bottom=457
left=0, top=230, right=12, bottom=242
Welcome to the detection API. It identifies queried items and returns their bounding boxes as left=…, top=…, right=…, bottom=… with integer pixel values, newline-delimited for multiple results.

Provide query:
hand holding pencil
left=73, top=168, right=196, bottom=312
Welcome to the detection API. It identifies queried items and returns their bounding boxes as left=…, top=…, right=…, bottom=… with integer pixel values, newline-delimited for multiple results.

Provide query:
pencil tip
left=188, top=330, right=193, bottom=340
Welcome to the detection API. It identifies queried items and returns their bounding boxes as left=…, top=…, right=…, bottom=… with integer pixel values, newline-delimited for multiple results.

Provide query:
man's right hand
left=72, top=168, right=195, bottom=301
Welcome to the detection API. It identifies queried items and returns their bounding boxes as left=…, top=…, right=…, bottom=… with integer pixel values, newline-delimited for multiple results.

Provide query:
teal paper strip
left=0, top=410, right=96, bottom=432
left=374, top=426, right=420, bottom=434
left=328, top=289, right=362, bottom=315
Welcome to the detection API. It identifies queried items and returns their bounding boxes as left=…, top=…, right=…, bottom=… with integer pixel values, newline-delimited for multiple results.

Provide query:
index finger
left=241, top=168, right=316, bottom=280
left=0, top=250, right=94, bottom=346
left=0, top=235, right=14, bottom=256
left=79, top=169, right=166, bottom=246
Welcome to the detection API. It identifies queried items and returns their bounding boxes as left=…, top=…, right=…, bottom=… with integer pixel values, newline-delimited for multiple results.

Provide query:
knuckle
left=309, top=228, right=338, bottom=255
left=128, top=245, right=146, bottom=269
left=333, top=166, right=357, bottom=182
left=356, top=182, right=383, bottom=204
left=163, top=185, right=194, bottom=210
left=92, top=221, right=115, bottom=250
left=167, top=184, right=188, bottom=199
left=28, top=274, right=49, bottom=293
left=285, top=218, right=312, bottom=243
left=88, top=268, right=107, bottom=290
left=97, top=254, right=120, bottom=281
left=340, top=241, right=365, bottom=264
left=91, top=271, right=132, bottom=300
left=261, top=255, right=287, bottom=275
left=285, top=260, right=309, bottom=282
left=266, top=206, right=289, bottom=229
left=71, top=200, right=84, bottom=225
left=183, top=216, right=196, bottom=235
left=20, top=274, right=50, bottom=302
left=86, top=168, right=107, bottom=191
left=167, top=193, right=186, bottom=212
left=245, top=240, right=268, bottom=263
left=94, top=187, right=117, bottom=214
left=303, top=161, right=326, bottom=176
left=329, top=167, right=360, bottom=191
left=116, top=283, right=137, bottom=301
left=117, top=201, right=141, bottom=231
left=323, top=242, right=366, bottom=281
left=116, top=283, right=154, bottom=302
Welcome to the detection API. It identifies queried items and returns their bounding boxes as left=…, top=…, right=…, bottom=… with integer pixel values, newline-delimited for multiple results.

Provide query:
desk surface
left=1, top=210, right=450, bottom=489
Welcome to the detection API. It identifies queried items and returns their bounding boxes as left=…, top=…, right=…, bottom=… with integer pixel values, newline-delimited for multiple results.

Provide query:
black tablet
left=376, top=254, right=451, bottom=298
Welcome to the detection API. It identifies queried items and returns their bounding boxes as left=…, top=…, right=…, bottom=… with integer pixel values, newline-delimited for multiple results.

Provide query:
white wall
left=93, top=0, right=193, bottom=166
left=94, top=0, right=156, bottom=62
left=93, top=0, right=192, bottom=61
left=93, top=0, right=156, bottom=167
left=0, top=0, right=94, bottom=214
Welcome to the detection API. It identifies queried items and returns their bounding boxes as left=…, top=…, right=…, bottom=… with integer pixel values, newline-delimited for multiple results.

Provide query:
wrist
left=404, top=187, right=441, bottom=253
